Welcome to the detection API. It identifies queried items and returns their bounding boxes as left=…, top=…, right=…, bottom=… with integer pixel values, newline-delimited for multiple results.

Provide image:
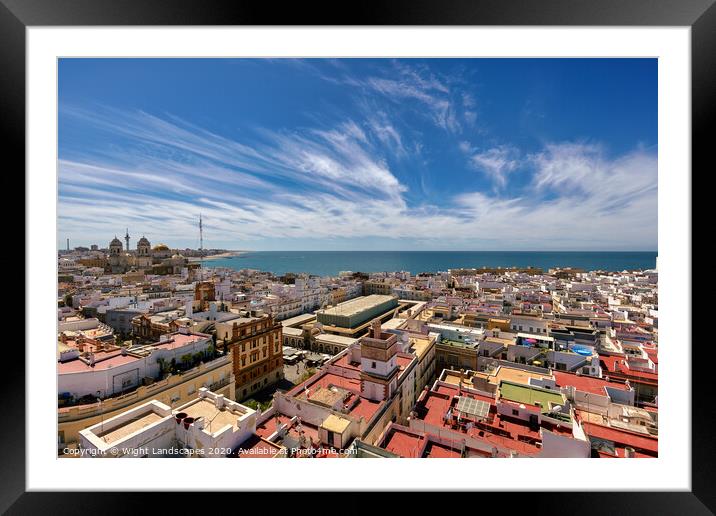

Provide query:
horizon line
left=59, top=247, right=658, bottom=253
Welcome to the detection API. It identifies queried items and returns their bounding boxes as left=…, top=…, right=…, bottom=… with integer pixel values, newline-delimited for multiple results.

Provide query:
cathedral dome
left=152, top=244, right=170, bottom=252
left=109, top=237, right=122, bottom=247
left=137, top=236, right=150, bottom=246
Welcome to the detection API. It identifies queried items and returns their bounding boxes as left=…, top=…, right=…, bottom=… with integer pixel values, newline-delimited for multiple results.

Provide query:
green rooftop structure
left=316, top=295, right=398, bottom=329
left=498, top=380, right=565, bottom=413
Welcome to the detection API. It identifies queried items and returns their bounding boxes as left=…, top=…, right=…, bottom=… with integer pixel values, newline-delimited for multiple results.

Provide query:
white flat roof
left=281, top=313, right=316, bottom=327
left=314, top=333, right=358, bottom=345
left=317, top=295, right=396, bottom=318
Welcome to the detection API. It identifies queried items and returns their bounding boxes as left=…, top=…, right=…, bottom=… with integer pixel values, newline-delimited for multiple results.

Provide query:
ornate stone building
left=104, top=234, right=191, bottom=275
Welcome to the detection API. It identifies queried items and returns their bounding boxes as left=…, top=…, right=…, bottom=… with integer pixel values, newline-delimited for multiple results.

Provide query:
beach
left=188, top=251, right=247, bottom=262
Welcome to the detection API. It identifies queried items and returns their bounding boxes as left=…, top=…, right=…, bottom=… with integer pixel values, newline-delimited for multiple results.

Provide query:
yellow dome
left=152, top=244, right=170, bottom=251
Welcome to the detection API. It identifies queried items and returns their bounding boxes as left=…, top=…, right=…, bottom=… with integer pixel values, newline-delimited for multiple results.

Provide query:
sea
left=203, top=251, right=657, bottom=277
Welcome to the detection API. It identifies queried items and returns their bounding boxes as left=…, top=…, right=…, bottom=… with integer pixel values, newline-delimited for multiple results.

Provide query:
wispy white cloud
left=59, top=106, right=656, bottom=251
left=465, top=145, right=521, bottom=190
left=314, top=61, right=466, bottom=134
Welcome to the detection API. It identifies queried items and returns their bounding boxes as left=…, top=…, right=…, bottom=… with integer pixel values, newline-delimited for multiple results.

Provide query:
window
left=372, top=361, right=376, bottom=368
left=512, top=409, right=519, bottom=416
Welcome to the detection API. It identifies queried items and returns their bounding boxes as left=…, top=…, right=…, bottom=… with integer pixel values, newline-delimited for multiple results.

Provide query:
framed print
left=4, top=0, right=707, bottom=513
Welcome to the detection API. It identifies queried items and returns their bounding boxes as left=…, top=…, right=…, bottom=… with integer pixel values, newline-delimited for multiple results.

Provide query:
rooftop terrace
left=181, top=398, right=248, bottom=434
left=498, top=381, right=565, bottom=412
left=94, top=410, right=165, bottom=444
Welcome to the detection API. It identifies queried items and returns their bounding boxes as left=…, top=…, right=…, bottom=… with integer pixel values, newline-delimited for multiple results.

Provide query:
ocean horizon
left=203, top=250, right=658, bottom=277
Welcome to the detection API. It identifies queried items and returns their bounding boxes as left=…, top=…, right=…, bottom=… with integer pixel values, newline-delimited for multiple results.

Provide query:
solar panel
left=456, top=396, right=490, bottom=419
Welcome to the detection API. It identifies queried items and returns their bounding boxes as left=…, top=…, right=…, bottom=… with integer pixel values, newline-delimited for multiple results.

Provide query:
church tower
left=359, top=319, right=400, bottom=401
left=136, top=236, right=152, bottom=268
left=109, top=236, right=123, bottom=256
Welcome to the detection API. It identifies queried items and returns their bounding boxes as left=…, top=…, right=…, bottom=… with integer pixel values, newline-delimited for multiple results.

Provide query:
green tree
left=180, top=354, right=192, bottom=370
left=298, top=368, right=317, bottom=383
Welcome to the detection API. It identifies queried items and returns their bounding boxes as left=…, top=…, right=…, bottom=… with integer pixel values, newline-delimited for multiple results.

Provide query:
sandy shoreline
left=188, top=251, right=248, bottom=262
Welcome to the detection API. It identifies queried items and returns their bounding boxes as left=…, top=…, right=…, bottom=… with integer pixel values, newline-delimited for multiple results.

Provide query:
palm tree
left=180, top=354, right=192, bottom=370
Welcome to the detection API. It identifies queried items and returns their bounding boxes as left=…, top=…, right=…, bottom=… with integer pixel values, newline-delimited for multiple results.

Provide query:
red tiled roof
left=396, top=354, right=414, bottom=370
left=416, top=389, right=542, bottom=455
left=306, top=372, right=362, bottom=394
left=582, top=421, right=658, bottom=455
left=553, top=371, right=629, bottom=396
left=255, top=414, right=292, bottom=439
left=331, top=354, right=362, bottom=372
left=423, top=442, right=462, bottom=458
left=599, top=356, right=658, bottom=384
left=57, top=352, right=138, bottom=373
left=347, top=397, right=383, bottom=421
left=153, top=333, right=208, bottom=351
left=383, top=428, right=425, bottom=458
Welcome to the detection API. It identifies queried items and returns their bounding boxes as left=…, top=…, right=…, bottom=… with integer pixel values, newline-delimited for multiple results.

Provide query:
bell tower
left=359, top=319, right=400, bottom=401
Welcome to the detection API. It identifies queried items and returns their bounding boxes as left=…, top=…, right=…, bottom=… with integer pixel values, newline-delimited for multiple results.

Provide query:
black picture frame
left=4, top=0, right=704, bottom=513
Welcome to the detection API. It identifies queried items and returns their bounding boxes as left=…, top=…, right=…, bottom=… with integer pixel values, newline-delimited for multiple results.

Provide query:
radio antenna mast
left=199, top=214, right=204, bottom=272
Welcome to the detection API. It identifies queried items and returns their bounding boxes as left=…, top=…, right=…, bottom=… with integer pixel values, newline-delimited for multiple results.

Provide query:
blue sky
left=58, top=58, right=657, bottom=251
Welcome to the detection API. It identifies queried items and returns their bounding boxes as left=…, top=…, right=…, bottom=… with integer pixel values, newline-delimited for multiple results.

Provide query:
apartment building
left=223, top=313, right=284, bottom=401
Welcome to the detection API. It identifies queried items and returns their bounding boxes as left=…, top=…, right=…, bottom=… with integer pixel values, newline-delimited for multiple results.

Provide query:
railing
left=208, top=377, right=231, bottom=391
left=58, top=355, right=232, bottom=422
